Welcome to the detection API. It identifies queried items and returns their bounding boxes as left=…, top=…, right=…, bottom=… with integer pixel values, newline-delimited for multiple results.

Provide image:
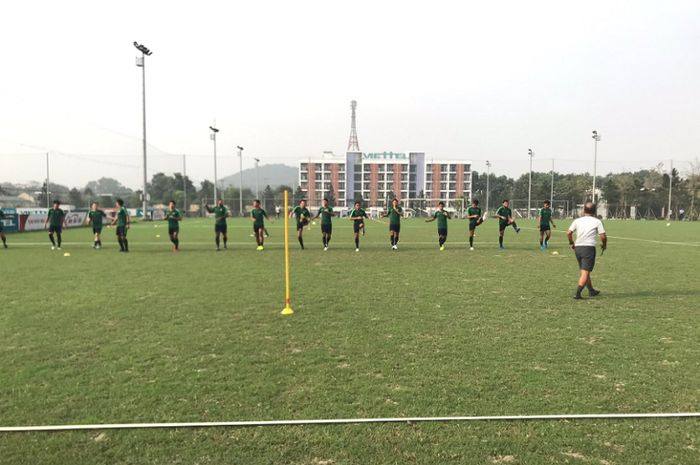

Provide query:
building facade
left=299, top=151, right=472, bottom=208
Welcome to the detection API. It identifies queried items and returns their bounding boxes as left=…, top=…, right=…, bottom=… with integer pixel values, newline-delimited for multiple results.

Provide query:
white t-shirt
left=568, top=216, right=606, bottom=247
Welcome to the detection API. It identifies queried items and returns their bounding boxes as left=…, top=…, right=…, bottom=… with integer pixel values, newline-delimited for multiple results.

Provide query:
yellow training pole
left=281, top=190, right=294, bottom=315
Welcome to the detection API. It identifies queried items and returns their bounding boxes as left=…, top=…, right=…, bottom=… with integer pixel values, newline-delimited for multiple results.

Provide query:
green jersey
left=88, top=209, right=106, bottom=228
left=116, top=207, right=129, bottom=227
left=251, top=208, right=267, bottom=226
left=467, top=206, right=482, bottom=219
left=317, top=206, right=334, bottom=226
left=349, top=208, right=368, bottom=221
left=210, top=205, right=228, bottom=225
left=47, top=208, right=65, bottom=227
left=433, top=210, right=450, bottom=229
left=387, top=206, right=403, bottom=225
left=165, top=209, right=182, bottom=229
left=539, top=207, right=552, bottom=226
left=292, top=206, right=311, bottom=222
left=496, top=206, right=512, bottom=225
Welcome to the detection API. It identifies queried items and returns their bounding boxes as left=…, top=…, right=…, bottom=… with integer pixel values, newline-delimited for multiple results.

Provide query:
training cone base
left=280, top=306, right=294, bottom=316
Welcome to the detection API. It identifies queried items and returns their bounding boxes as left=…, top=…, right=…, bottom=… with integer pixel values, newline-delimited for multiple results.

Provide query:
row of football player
left=11, top=197, right=557, bottom=253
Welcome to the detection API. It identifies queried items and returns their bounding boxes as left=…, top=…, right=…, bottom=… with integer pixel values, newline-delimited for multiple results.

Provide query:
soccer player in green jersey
left=206, top=199, right=229, bottom=250
left=290, top=199, right=311, bottom=250
left=250, top=199, right=268, bottom=251
left=87, top=202, right=107, bottom=249
left=314, top=198, right=334, bottom=251
left=111, top=198, right=130, bottom=252
left=495, top=199, right=520, bottom=250
left=425, top=201, right=451, bottom=251
left=164, top=200, right=182, bottom=252
left=466, top=199, right=483, bottom=250
left=349, top=201, right=368, bottom=252
left=44, top=200, right=65, bottom=250
left=537, top=200, right=556, bottom=250
left=0, top=207, right=8, bottom=248
left=382, top=198, right=403, bottom=250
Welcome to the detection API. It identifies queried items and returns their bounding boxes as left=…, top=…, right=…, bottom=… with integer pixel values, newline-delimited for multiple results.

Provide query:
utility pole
left=209, top=125, right=219, bottom=202
left=237, top=146, right=244, bottom=215
left=182, top=154, right=187, bottom=215
left=592, top=130, right=601, bottom=203
left=134, top=41, right=152, bottom=220
left=254, top=158, right=260, bottom=199
left=528, top=149, right=534, bottom=219
left=45, top=152, right=50, bottom=208
left=667, top=159, right=673, bottom=221
left=550, top=158, right=555, bottom=204
left=485, top=160, right=491, bottom=214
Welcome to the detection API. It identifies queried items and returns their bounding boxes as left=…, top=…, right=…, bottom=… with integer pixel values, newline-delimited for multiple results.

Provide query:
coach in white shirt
left=566, top=202, right=607, bottom=299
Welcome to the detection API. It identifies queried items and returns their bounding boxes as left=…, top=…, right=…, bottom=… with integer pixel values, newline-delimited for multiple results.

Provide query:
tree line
left=3, top=161, right=699, bottom=220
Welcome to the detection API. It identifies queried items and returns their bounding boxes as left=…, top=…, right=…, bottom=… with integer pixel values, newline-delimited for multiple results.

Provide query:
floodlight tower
left=134, top=41, right=152, bottom=219
left=485, top=160, right=492, bottom=214
left=237, top=146, right=244, bottom=215
left=210, top=125, right=219, bottom=202
left=347, top=100, right=360, bottom=152
left=592, top=130, right=601, bottom=203
left=254, top=158, right=261, bottom=199
left=528, top=148, right=534, bottom=219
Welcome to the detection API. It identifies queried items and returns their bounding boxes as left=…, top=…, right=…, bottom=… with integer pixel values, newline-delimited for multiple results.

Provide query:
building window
left=300, top=173, right=308, bottom=181
left=441, top=164, right=448, bottom=170
left=354, top=183, right=361, bottom=191
left=354, top=173, right=362, bottom=181
left=300, top=163, right=308, bottom=171
left=315, top=163, right=322, bottom=171
left=450, top=164, right=457, bottom=171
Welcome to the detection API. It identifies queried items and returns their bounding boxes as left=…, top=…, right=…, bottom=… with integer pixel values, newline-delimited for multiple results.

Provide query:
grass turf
left=1, top=217, right=699, bottom=464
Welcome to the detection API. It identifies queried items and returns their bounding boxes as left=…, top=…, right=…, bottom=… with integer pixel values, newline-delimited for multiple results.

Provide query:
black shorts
left=92, top=227, right=102, bottom=234
left=215, top=224, right=227, bottom=234
left=48, top=225, right=63, bottom=234
left=389, top=223, right=400, bottom=233
left=253, top=224, right=264, bottom=234
left=296, top=221, right=305, bottom=231
left=321, top=224, right=332, bottom=234
left=540, top=224, right=551, bottom=232
left=499, top=222, right=509, bottom=232
left=353, top=221, right=364, bottom=233
left=438, top=228, right=447, bottom=237
left=469, top=220, right=481, bottom=231
left=0, top=224, right=4, bottom=233
left=116, top=226, right=128, bottom=237
left=168, top=227, right=179, bottom=235
left=575, top=246, right=596, bottom=272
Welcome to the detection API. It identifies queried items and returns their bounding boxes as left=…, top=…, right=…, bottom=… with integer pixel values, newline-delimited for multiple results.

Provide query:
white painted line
left=1, top=412, right=698, bottom=433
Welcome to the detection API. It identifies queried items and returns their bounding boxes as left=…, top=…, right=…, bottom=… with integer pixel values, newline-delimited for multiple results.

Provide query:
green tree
left=262, top=185, right=275, bottom=213
left=198, top=180, right=215, bottom=205
left=293, top=186, right=305, bottom=204
left=68, top=188, right=83, bottom=207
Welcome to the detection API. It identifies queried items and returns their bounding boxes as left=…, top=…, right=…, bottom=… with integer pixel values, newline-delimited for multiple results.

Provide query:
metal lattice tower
left=347, top=100, right=360, bottom=152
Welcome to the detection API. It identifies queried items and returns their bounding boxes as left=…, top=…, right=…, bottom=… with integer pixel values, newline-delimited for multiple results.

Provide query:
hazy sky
left=2, top=0, right=699, bottom=189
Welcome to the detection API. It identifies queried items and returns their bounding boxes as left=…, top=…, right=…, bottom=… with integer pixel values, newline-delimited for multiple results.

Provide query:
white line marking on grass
left=520, top=227, right=700, bottom=247
left=1, top=412, right=698, bottom=432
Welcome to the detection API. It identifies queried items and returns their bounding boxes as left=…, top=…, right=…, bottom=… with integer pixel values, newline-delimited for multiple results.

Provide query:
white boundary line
left=2, top=412, right=699, bottom=432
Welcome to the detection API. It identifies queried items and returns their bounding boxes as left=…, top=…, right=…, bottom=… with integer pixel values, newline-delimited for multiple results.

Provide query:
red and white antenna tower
left=347, top=100, right=361, bottom=152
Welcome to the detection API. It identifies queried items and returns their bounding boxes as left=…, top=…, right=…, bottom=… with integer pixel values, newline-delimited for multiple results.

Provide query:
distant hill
left=220, top=164, right=298, bottom=189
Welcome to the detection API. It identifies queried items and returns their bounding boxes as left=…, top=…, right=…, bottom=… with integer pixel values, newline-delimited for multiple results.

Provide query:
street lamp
left=485, top=160, right=492, bottom=215
left=592, top=130, right=601, bottom=203
left=528, top=148, right=534, bottom=219
left=134, top=41, right=152, bottom=219
left=209, top=126, right=219, bottom=203
left=237, top=146, right=244, bottom=215
left=254, top=157, right=261, bottom=199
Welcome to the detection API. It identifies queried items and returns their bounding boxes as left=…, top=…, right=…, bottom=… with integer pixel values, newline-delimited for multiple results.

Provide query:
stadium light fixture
left=485, top=160, right=492, bottom=214
left=254, top=158, right=261, bottom=199
left=592, top=130, right=602, bottom=203
left=210, top=126, right=219, bottom=202
left=528, top=149, right=534, bottom=219
left=134, top=41, right=152, bottom=219
left=237, top=146, right=244, bottom=215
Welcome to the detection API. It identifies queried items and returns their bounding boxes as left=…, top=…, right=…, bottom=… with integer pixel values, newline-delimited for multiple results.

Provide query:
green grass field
left=1, top=217, right=699, bottom=464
